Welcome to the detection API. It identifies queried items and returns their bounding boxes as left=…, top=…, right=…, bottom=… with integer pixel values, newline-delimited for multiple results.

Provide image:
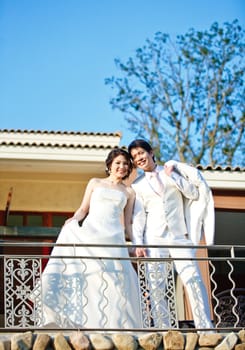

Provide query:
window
left=0, top=211, right=71, bottom=227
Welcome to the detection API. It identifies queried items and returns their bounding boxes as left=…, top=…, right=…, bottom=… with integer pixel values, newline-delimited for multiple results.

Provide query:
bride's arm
left=64, top=178, right=96, bottom=225
left=124, top=187, right=135, bottom=242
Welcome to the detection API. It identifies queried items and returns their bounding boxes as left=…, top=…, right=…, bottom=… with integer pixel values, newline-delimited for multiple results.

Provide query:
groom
left=128, top=139, right=214, bottom=330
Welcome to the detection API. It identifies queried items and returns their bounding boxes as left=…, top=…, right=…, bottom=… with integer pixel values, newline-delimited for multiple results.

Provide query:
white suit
left=166, top=160, right=215, bottom=245
left=132, top=161, right=214, bottom=329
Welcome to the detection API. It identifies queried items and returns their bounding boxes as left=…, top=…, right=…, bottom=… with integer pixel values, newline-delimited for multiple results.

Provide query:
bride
left=37, top=148, right=142, bottom=328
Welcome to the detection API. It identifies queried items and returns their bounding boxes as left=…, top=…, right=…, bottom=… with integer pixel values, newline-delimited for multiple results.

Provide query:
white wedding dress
left=38, top=187, right=142, bottom=328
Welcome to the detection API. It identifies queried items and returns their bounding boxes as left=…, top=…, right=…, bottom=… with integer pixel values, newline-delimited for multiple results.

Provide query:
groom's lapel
left=138, top=173, right=152, bottom=192
left=143, top=172, right=163, bottom=196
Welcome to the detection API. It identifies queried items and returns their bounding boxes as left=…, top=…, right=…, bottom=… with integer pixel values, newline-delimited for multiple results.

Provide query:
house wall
left=0, top=170, right=104, bottom=212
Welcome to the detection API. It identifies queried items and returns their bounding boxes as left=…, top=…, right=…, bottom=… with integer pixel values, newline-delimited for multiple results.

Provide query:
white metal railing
left=0, top=242, right=244, bottom=331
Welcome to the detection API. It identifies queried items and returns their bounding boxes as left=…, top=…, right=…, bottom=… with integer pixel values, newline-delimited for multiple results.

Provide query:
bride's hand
left=63, top=217, right=76, bottom=226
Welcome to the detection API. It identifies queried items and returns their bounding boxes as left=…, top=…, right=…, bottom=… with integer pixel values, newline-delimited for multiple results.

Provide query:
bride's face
left=110, top=155, right=129, bottom=179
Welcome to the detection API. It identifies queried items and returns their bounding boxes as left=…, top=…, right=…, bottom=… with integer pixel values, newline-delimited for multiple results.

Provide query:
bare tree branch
left=106, top=20, right=245, bottom=166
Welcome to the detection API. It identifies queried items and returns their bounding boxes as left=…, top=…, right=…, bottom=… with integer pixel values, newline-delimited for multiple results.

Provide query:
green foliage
left=105, top=20, right=245, bottom=166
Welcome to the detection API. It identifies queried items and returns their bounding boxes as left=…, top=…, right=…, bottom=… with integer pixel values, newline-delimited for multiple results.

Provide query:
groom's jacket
left=131, top=160, right=214, bottom=246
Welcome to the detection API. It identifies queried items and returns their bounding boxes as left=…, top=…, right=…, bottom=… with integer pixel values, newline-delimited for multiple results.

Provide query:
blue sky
left=1, top=0, right=244, bottom=147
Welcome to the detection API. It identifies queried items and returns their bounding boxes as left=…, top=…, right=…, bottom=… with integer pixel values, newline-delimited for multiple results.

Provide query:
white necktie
left=150, top=171, right=164, bottom=195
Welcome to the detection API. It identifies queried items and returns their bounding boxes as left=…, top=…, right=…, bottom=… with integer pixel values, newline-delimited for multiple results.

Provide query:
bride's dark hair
left=105, top=148, right=133, bottom=179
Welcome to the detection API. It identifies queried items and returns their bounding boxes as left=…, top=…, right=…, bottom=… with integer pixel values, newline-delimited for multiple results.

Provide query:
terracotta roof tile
left=0, top=129, right=122, bottom=150
left=0, top=129, right=121, bottom=137
left=0, top=129, right=244, bottom=171
left=197, top=164, right=244, bottom=172
left=0, top=141, right=119, bottom=150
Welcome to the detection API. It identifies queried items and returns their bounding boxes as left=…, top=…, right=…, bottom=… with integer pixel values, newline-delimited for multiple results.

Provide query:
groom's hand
left=135, top=247, right=147, bottom=257
left=164, top=164, right=174, bottom=176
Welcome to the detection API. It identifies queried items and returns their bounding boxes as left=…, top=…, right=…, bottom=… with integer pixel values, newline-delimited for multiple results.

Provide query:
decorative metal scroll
left=137, top=260, right=178, bottom=328
left=3, top=250, right=245, bottom=329
left=215, top=289, right=245, bottom=327
left=4, top=257, right=42, bottom=328
left=210, top=259, right=245, bottom=328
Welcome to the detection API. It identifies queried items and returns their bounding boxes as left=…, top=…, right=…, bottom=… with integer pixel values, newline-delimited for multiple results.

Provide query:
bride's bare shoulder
left=88, top=177, right=107, bottom=186
left=124, top=185, right=135, bottom=198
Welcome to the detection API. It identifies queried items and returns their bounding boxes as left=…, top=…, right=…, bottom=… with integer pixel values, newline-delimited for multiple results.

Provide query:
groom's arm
left=132, top=192, right=148, bottom=257
left=132, top=184, right=146, bottom=244
left=132, top=192, right=146, bottom=245
left=164, top=161, right=199, bottom=200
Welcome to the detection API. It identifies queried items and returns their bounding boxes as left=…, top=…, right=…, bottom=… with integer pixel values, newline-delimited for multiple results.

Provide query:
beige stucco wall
left=0, top=170, right=104, bottom=212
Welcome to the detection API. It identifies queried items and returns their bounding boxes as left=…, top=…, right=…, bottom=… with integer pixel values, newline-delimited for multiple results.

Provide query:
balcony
left=0, top=240, right=244, bottom=333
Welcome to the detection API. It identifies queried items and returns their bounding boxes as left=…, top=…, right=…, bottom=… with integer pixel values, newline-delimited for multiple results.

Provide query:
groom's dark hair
left=128, top=139, right=153, bottom=154
left=128, top=140, right=156, bottom=163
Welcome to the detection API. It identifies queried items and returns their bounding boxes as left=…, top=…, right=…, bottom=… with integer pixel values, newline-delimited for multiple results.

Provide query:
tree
left=105, top=20, right=245, bottom=166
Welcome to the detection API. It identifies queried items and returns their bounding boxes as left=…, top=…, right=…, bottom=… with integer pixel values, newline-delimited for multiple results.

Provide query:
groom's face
left=130, top=147, right=155, bottom=172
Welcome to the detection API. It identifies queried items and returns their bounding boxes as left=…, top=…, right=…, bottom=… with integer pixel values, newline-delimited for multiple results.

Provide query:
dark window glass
left=27, top=215, right=43, bottom=226
left=52, top=215, right=68, bottom=227
left=7, top=214, right=23, bottom=226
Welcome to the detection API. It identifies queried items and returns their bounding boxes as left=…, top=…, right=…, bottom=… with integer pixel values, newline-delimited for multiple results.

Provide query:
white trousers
left=146, top=241, right=213, bottom=330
